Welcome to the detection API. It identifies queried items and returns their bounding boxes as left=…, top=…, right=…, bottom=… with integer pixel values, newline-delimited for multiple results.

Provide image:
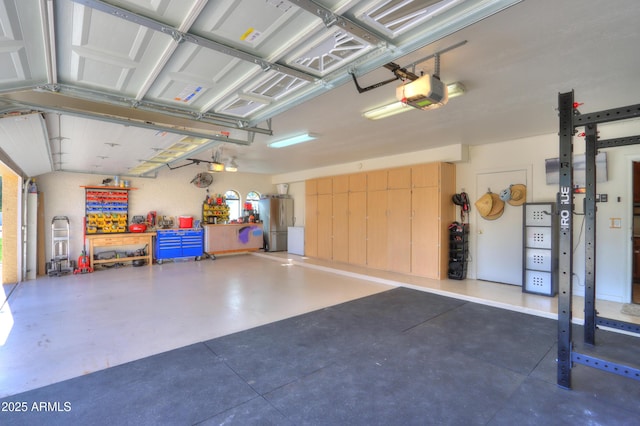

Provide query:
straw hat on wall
left=475, top=192, right=505, bottom=220
left=507, top=184, right=526, bottom=206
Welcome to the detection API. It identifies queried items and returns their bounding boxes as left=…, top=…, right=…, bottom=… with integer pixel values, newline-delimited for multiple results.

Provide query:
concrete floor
left=0, top=252, right=638, bottom=420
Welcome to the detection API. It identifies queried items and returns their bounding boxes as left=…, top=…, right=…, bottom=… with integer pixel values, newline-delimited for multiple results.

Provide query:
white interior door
left=476, top=169, right=528, bottom=285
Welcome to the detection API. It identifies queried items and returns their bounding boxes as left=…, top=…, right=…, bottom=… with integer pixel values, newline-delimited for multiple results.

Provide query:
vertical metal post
left=557, top=91, right=575, bottom=389
left=583, top=123, right=598, bottom=345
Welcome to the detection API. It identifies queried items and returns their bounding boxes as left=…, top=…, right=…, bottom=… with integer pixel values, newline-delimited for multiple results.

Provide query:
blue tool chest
left=155, top=229, right=203, bottom=263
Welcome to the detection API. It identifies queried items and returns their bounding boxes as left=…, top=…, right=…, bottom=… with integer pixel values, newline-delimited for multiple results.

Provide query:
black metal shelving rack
left=448, top=222, right=468, bottom=280
left=557, top=91, right=640, bottom=389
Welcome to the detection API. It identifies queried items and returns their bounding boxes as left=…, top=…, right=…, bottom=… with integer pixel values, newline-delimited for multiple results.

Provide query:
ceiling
left=0, top=0, right=639, bottom=178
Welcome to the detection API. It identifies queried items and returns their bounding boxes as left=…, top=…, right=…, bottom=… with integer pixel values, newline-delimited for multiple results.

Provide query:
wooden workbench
left=86, top=232, right=156, bottom=269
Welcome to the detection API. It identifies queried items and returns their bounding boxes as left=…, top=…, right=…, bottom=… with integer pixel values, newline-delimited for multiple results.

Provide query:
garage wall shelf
left=82, top=186, right=136, bottom=234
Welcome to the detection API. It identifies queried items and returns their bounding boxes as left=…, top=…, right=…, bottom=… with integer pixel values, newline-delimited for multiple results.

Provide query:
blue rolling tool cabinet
left=155, top=228, right=204, bottom=264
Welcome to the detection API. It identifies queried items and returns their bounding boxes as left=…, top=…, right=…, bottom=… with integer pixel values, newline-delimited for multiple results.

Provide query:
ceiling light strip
left=70, top=0, right=316, bottom=83
left=269, top=133, right=317, bottom=148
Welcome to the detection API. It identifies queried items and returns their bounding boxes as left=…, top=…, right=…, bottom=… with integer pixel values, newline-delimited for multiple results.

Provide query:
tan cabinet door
left=332, top=192, right=349, bottom=263
left=317, top=178, right=333, bottom=194
left=349, top=173, right=367, bottom=192
left=367, top=170, right=387, bottom=191
left=332, top=175, right=349, bottom=194
left=304, top=194, right=318, bottom=257
left=366, top=190, right=387, bottom=270
left=412, top=163, right=439, bottom=188
left=317, top=193, right=333, bottom=259
left=387, top=188, right=412, bottom=273
left=306, top=179, right=318, bottom=195
left=348, top=191, right=367, bottom=265
left=411, top=186, right=440, bottom=278
left=388, top=167, right=411, bottom=189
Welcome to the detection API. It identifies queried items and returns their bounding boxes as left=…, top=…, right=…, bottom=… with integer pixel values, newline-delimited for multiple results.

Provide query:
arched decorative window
left=245, top=191, right=261, bottom=215
left=225, top=190, right=240, bottom=221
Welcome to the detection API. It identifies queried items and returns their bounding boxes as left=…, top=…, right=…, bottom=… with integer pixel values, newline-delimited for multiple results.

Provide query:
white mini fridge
left=287, top=226, right=304, bottom=255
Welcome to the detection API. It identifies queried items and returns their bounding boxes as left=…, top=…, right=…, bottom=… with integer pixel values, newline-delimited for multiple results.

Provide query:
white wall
left=276, top=127, right=640, bottom=303
left=37, top=166, right=275, bottom=265
left=36, top=124, right=640, bottom=303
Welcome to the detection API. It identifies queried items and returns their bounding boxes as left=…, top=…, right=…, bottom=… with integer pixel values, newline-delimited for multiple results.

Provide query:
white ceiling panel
left=55, top=1, right=175, bottom=97
left=0, top=1, right=48, bottom=89
left=357, top=0, right=466, bottom=38
left=2, top=0, right=635, bottom=179
left=101, top=0, right=206, bottom=28
left=0, top=113, right=52, bottom=177
left=288, top=28, right=373, bottom=75
left=46, top=114, right=188, bottom=175
left=145, top=44, right=260, bottom=110
left=190, top=0, right=317, bottom=60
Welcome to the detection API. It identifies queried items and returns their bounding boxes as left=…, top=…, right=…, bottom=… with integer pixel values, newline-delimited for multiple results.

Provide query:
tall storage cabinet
left=348, top=173, right=367, bottom=266
left=332, top=189, right=349, bottom=263
left=304, top=179, right=318, bottom=257
left=411, top=162, right=456, bottom=279
left=304, top=162, right=455, bottom=279
left=316, top=178, right=333, bottom=260
left=522, top=202, right=558, bottom=296
left=305, top=177, right=332, bottom=259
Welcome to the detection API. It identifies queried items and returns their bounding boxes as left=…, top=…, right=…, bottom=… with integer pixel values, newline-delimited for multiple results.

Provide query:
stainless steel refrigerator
left=259, top=196, right=294, bottom=251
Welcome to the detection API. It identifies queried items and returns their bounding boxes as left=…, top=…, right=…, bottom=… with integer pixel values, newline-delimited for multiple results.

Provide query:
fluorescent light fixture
left=363, top=102, right=413, bottom=120
left=208, top=162, right=225, bottom=172
left=226, top=158, right=238, bottom=172
left=447, top=82, right=466, bottom=98
left=128, top=136, right=211, bottom=175
left=269, top=133, right=317, bottom=148
left=363, top=82, right=466, bottom=120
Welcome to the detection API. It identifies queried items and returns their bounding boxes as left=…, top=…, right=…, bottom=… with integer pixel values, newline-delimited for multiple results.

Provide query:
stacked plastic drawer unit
left=85, top=188, right=129, bottom=234
left=523, top=202, right=558, bottom=296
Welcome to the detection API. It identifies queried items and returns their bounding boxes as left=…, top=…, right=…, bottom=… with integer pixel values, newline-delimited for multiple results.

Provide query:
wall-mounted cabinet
left=305, top=162, right=455, bottom=279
